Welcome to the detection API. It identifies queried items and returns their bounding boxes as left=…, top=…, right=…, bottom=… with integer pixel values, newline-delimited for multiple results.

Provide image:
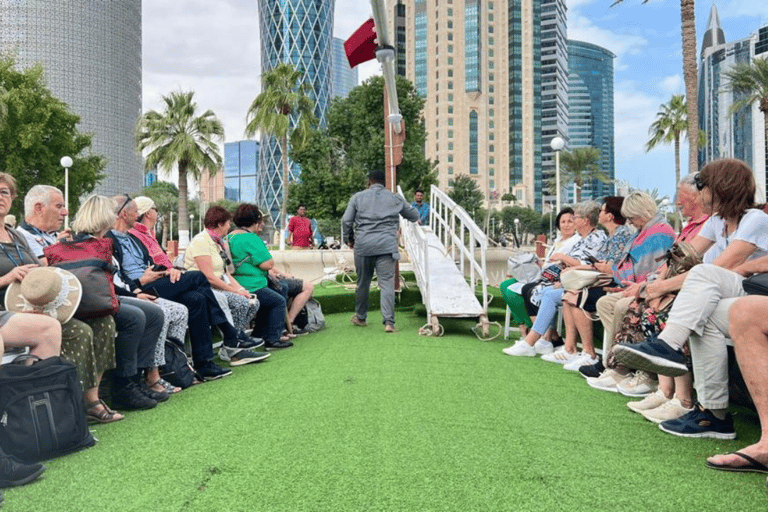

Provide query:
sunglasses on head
left=116, top=194, right=131, bottom=215
left=693, top=173, right=705, bottom=191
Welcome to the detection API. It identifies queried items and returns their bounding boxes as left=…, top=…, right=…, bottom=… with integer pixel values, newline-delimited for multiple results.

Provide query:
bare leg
left=561, top=303, right=579, bottom=354
left=523, top=328, right=543, bottom=347
left=571, top=305, right=596, bottom=357
left=657, top=375, right=675, bottom=399
left=0, top=313, right=61, bottom=358
left=674, top=373, right=695, bottom=408
left=287, top=281, right=315, bottom=325
left=707, top=296, right=768, bottom=468
left=84, top=373, right=124, bottom=422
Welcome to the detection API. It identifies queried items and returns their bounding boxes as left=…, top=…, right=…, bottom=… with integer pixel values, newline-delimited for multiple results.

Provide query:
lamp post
left=514, top=218, right=520, bottom=248
left=169, top=212, right=174, bottom=241
left=59, top=156, right=72, bottom=228
left=550, top=137, right=565, bottom=213
left=189, top=214, right=194, bottom=237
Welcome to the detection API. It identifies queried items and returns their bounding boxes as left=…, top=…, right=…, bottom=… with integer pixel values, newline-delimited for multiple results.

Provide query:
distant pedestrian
left=287, top=204, right=313, bottom=249
left=411, top=189, right=430, bottom=225
left=342, top=170, right=420, bottom=332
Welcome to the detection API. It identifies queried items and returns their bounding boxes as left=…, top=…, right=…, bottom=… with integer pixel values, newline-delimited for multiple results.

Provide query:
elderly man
left=342, top=170, right=420, bottom=332
left=17, top=185, right=70, bottom=265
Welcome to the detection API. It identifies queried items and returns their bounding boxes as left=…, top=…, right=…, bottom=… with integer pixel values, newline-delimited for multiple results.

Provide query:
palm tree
left=545, top=147, right=610, bottom=202
left=612, top=0, right=699, bottom=174
left=646, top=95, right=687, bottom=189
left=245, top=63, right=317, bottom=249
left=136, top=91, right=224, bottom=246
left=724, top=58, right=768, bottom=175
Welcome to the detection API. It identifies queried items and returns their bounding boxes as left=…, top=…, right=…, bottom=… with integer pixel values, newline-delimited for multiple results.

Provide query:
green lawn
left=3, top=307, right=766, bottom=511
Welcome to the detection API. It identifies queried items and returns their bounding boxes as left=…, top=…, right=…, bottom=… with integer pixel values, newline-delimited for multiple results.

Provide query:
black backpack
left=0, top=355, right=95, bottom=462
left=160, top=337, right=200, bottom=389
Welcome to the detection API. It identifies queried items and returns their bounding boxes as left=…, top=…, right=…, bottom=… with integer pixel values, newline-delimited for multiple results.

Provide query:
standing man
left=411, top=189, right=430, bottom=226
left=17, top=185, right=71, bottom=264
left=342, top=170, right=420, bottom=332
left=287, top=204, right=313, bottom=249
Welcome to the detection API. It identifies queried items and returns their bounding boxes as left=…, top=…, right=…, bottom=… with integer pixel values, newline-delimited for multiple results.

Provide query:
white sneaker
left=563, top=353, right=599, bottom=371
left=640, top=397, right=693, bottom=423
left=534, top=339, right=555, bottom=355
left=627, top=389, right=669, bottom=414
left=586, top=369, right=628, bottom=392
left=541, top=348, right=579, bottom=364
left=502, top=341, right=536, bottom=357
left=617, top=370, right=658, bottom=397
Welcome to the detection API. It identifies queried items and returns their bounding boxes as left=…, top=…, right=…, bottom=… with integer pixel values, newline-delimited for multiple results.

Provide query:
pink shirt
left=128, top=222, right=174, bottom=268
left=288, top=215, right=313, bottom=247
left=678, top=214, right=709, bottom=243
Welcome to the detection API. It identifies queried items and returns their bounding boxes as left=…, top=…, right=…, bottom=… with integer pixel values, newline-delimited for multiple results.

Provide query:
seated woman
left=0, top=173, right=120, bottom=424
left=503, top=201, right=606, bottom=359
left=499, top=207, right=579, bottom=345
left=228, top=204, right=293, bottom=350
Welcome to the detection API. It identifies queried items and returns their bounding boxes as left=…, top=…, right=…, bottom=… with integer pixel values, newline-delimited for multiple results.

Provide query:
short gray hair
left=621, top=191, right=658, bottom=221
left=24, top=185, right=63, bottom=218
left=573, top=201, right=600, bottom=227
left=72, top=195, right=117, bottom=235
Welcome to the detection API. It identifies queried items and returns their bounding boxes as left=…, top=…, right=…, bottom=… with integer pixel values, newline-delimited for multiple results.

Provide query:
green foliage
left=544, top=147, right=609, bottom=203
left=500, top=192, right=517, bottom=203
left=326, top=75, right=437, bottom=195
left=448, top=175, right=484, bottom=216
left=500, top=205, right=545, bottom=239
left=0, top=56, right=105, bottom=217
left=136, top=90, right=224, bottom=235
left=209, top=198, right=240, bottom=214
left=137, top=180, right=179, bottom=246
left=724, top=58, right=768, bottom=115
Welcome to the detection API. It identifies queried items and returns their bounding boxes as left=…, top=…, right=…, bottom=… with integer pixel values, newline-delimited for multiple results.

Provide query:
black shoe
left=112, top=381, right=158, bottom=410
left=223, top=330, right=260, bottom=350
left=195, top=361, right=232, bottom=381
left=614, top=336, right=689, bottom=377
left=579, top=360, right=605, bottom=379
left=229, top=349, right=271, bottom=366
left=264, top=339, right=293, bottom=350
left=0, top=453, right=45, bottom=488
left=138, top=378, right=170, bottom=403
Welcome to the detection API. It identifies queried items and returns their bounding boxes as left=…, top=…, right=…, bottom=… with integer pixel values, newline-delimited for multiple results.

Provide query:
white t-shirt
left=698, top=208, right=768, bottom=262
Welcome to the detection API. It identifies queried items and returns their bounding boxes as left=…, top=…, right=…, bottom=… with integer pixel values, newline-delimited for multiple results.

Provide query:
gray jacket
left=342, top=184, right=420, bottom=256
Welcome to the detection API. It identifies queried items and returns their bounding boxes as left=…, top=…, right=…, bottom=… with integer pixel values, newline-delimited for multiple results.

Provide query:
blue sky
left=143, top=0, right=768, bottom=201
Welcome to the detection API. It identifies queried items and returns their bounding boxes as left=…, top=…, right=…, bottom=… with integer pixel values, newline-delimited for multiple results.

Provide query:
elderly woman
left=0, top=174, right=120, bottom=424
left=499, top=207, right=580, bottom=340
left=615, top=159, right=768, bottom=439
left=503, top=201, right=606, bottom=358
left=228, top=204, right=293, bottom=350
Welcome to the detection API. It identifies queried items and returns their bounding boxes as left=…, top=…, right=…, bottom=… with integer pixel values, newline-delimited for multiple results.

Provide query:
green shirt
left=228, top=231, right=271, bottom=291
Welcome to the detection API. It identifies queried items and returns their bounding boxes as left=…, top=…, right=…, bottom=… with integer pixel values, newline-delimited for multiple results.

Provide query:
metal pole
left=555, top=150, right=561, bottom=213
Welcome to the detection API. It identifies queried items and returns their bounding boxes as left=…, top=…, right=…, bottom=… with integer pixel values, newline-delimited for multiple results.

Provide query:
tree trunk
left=281, top=134, right=289, bottom=250
left=674, top=135, right=681, bottom=231
left=762, top=102, right=768, bottom=198
left=178, top=161, right=189, bottom=236
left=161, top=215, right=169, bottom=249
left=681, top=0, right=699, bottom=174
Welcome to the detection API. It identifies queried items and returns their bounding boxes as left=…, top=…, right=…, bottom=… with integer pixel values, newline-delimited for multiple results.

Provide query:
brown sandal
left=86, top=400, right=124, bottom=424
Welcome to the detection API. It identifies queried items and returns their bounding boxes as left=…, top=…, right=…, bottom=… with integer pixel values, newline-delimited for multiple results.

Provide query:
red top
left=677, top=214, right=709, bottom=243
left=288, top=216, right=313, bottom=247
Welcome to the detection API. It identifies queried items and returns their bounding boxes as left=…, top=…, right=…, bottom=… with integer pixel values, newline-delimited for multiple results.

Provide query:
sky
left=142, top=0, right=768, bottom=202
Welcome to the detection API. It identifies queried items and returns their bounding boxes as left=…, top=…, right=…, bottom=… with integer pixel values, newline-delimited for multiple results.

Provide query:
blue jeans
left=532, top=287, right=564, bottom=335
left=253, top=286, right=286, bottom=342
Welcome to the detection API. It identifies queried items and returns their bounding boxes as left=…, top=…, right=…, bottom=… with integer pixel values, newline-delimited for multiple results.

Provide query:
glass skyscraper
left=567, top=40, right=615, bottom=200
left=224, top=141, right=260, bottom=203
left=330, top=37, right=358, bottom=99
left=0, top=0, right=143, bottom=196
left=258, top=0, right=334, bottom=226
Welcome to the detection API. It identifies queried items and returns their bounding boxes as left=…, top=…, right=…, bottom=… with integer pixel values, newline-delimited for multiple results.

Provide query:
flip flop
left=706, top=451, right=768, bottom=474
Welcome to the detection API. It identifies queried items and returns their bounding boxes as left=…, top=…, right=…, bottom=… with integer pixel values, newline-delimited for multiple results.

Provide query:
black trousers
left=113, top=297, right=164, bottom=377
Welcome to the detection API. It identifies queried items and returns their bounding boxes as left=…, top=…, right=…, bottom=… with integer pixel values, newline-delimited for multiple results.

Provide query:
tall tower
left=258, top=0, right=334, bottom=224
left=567, top=40, right=615, bottom=201
left=330, top=37, right=358, bottom=99
left=0, top=0, right=143, bottom=196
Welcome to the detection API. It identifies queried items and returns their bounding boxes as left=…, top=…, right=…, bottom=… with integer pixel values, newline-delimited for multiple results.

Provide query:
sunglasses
left=116, top=194, right=132, bottom=215
left=693, top=172, right=705, bottom=191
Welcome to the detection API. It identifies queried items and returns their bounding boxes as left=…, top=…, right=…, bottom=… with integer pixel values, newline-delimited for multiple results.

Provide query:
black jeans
left=142, top=271, right=228, bottom=367
left=114, top=297, right=164, bottom=377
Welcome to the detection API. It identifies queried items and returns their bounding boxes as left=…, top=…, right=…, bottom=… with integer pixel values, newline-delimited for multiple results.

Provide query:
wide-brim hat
left=5, top=267, right=82, bottom=324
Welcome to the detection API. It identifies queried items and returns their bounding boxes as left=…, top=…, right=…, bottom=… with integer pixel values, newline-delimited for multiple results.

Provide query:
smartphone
left=586, top=254, right=599, bottom=264
left=151, top=264, right=167, bottom=272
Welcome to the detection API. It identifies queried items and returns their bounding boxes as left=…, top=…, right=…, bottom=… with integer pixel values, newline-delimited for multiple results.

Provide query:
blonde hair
left=71, top=195, right=117, bottom=236
left=621, top=191, right=658, bottom=222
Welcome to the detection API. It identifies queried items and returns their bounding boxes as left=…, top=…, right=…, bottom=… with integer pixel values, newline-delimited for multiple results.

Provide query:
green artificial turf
left=4, top=310, right=767, bottom=511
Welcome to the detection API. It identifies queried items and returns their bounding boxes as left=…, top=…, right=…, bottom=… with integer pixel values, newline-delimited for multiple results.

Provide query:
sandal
left=86, top=400, right=124, bottom=424
left=282, top=331, right=298, bottom=339
left=150, top=378, right=181, bottom=394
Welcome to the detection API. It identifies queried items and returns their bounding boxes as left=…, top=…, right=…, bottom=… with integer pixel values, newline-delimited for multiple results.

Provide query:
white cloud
left=659, top=74, right=683, bottom=96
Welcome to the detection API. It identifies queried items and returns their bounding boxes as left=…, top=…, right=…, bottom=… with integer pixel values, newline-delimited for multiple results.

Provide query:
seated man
left=705, top=294, right=768, bottom=477
left=107, top=195, right=267, bottom=379
left=268, top=267, right=314, bottom=334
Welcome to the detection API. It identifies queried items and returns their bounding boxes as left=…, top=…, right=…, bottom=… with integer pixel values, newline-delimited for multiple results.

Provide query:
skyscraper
left=331, top=37, right=358, bottom=99
left=258, top=0, right=334, bottom=225
left=567, top=40, right=615, bottom=201
left=698, top=4, right=768, bottom=199
left=224, top=140, right=260, bottom=203
left=0, top=1, right=143, bottom=196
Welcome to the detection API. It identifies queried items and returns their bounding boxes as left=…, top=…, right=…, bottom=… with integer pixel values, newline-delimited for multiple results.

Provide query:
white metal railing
left=428, top=185, right=489, bottom=315
left=398, top=186, right=431, bottom=317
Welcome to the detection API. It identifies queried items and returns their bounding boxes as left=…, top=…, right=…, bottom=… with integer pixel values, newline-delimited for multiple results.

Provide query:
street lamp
left=189, top=214, right=194, bottom=237
left=59, top=156, right=72, bottom=228
left=550, top=137, right=565, bottom=213
left=514, top=218, right=520, bottom=248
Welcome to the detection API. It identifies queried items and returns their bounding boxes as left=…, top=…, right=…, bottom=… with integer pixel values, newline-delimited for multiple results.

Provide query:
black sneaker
left=264, top=339, right=293, bottom=350
left=229, top=349, right=271, bottom=366
left=223, top=331, right=259, bottom=350
left=613, top=336, right=689, bottom=377
left=0, top=454, right=45, bottom=488
left=578, top=360, right=605, bottom=379
left=112, top=381, right=158, bottom=410
left=659, top=403, right=736, bottom=439
left=138, top=379, right=170, bottom=403
left=196, top=361, right=232, bottom=380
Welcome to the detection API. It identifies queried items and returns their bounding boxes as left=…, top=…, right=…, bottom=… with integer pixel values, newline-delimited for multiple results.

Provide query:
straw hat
left=4, top=267, right=82, bottom=323
left=134, top=196, right=155, bottom=217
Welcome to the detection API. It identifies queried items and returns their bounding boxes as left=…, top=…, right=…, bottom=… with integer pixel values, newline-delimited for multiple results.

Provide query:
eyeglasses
left=0, top=188, right=13, bottom=198
left=116, top=194, right=131, bottom=215
left=693, top=172, right=705, bottom=191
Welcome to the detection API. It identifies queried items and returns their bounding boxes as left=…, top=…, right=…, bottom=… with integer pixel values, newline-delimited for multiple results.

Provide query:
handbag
left=743, top=273, right=768, bottom=296
left=160, top=337, right=201, bottom=389
left=43, top=235, right=120, bottom=319
left=540, top=262, right=566, bottom=284
left=561, top=269, right=613, bottom=291
left=0, top=355, right=95, bottom=462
